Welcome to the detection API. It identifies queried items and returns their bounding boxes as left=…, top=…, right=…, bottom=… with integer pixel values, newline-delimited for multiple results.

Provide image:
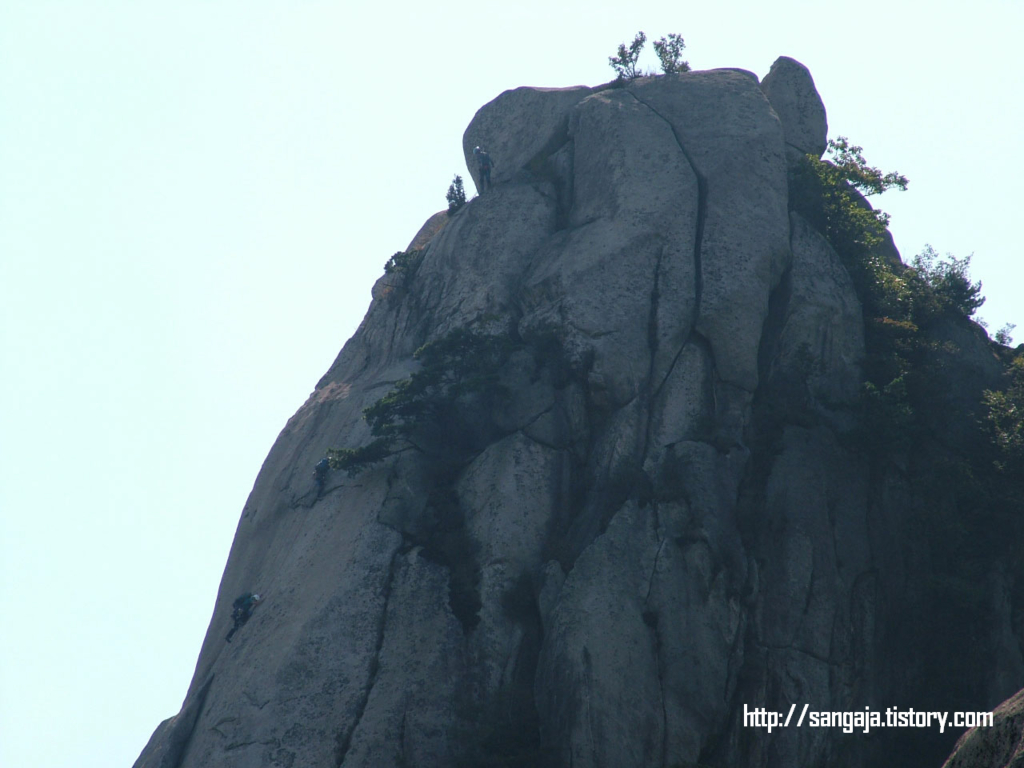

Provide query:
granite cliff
left=134, top=57, right=1022, bottom=768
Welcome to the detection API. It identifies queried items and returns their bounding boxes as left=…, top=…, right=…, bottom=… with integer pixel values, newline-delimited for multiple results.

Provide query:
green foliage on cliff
left=995, top=324, right=1016, bottom=346
left=784, top=138, right=1021, bottom=730
left=609, top=31, right=691, bottom=80
left=653, top=34, right=690, bottom=74
left=328, top=328, right=515, bottom=475
left=984, top=355, right=1024, bottom=473
left=446, top=174, right=466, bottom=216
left=911, top=245, right=985, bottom=318
left=789, top=137, right=996, bottom=452
left=383, top=247, right=423, bottom=283
left=856, top=244, right=984, bottom=430
left=364, top=328, right=512, bottom=436
left=608, top=31, right=646, bottom=80
left=789, top=137, right=907, bottom=274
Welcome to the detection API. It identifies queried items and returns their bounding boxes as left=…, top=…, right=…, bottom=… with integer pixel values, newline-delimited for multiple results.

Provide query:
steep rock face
left=135, top=58, right=1019, bottom=768
left=942, top=688, right=1024, bottom=768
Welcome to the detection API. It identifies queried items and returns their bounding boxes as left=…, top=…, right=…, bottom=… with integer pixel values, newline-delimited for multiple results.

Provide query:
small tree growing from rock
left=608, top=31, right=646, bottom=80
left=995, top=324, right=1017, bottom=346
left=653, top=33, right=690, bottom=74
left=789, top=136, right=908, bottom=270
left=446, top=174, right=466, bottom=216
left=327, top=328, right=515, bottom=475
left=383, top=248, right=423, bottom=279
left=911, top=245, right=985, bottom=318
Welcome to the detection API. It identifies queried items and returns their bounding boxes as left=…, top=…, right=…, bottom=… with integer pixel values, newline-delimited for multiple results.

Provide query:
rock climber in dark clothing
left=226, top=592, right=263, bottom=642
left=473, top=146, right=495, bottom=192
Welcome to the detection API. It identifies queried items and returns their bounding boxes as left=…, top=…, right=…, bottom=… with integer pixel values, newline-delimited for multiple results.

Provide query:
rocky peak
left=134, top=57, right=1017, bottom=768
left=760, top=55, right=828, bottom=159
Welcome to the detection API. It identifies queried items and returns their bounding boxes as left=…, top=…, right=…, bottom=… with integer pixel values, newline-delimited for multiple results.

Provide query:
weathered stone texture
left=942, top=688, right=1024, bottom=768
left=134, top=57, right=1018, bottom=768
left=760, top=55, right=828, bottom=157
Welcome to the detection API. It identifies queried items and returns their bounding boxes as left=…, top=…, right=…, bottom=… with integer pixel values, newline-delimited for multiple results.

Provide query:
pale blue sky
left=2, top=2, right=1021, bottom=766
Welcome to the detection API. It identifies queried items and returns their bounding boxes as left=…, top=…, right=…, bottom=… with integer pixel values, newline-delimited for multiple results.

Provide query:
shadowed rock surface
left=133, top=57, right=1020, bottom=768
left=942, top=689, right=1024, bottom=768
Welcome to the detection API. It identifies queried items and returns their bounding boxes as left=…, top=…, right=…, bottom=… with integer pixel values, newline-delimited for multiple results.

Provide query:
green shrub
left=824, top=137, right=909, bottom=196
left=446, top=174, right=466, bottom=216
left=910, top=245, right=984, bottom=318
left=995, top=323, right=1017, bottom=346
left=789, top=137, right=907, bottom=277
left=983, top=356, right=1024, bottom=472
left=608, top=31, right=646, bottom=80
left=653, top=33, right=690, bottom=74
left=383, top=248, right=423, bottom=279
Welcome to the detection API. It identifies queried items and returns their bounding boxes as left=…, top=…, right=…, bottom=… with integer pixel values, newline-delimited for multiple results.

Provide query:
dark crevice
left=639, top=511, right=670, bottom=768
left=641, top=605, right=670, bottom=768
left=519, top=403, right=556, bottom=430
left=756, top=262, right=795, bottom=389
left=334, top=549, right=400, bottom=767
left=397, top=707, right=409, bottom=768
left=644, top=540, right=667, bottom=606
left=650, top=335, right=690, bottom=404
left=522, top=119, right=574, bottom=228
left=387, top=300, right=403, bottom=361
left=225, top=739, right=278, bottom=752
left=457, top=574, right=546, bottom=767
left=411, top=478, right=482, bottom=635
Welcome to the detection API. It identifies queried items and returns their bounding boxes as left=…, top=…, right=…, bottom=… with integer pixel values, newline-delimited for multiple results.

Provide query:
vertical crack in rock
left=626, top=90, right=708, bottom=331
left=625, top=89, right=711, bottom=408
left=642, top=245, right=666, bottom=462
left=334, top=548, right=399, bottom=768
left=653, top=621, right=669, bottom=768
left=634, top=226, right=673, bottom=760
left=582, top=647, right=598, bottom=764
left=397, top=707, right=409, bottom=768
left=642, top=519, right=669, bottom=768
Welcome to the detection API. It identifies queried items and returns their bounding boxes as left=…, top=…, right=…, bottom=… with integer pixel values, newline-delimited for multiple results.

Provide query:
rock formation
left=942, top=689, right=1024, bottom=768
left=134, top=58, right=1020, bottom=768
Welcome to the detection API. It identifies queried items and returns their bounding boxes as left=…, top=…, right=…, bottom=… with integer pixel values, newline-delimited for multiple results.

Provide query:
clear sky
left=1, top=2, right=1021, bottom=766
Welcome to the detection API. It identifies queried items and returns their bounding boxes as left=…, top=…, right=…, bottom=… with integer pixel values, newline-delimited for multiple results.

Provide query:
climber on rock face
left=225, top=593, right=263, bottom=642
left=313, top=457, right=330, bottom=496
left=473, top=146, right=495, bottom=192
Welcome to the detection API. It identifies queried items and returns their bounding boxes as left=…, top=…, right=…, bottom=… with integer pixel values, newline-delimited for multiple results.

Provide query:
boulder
left=462, top=84, right=596, bottom=194
left=760, top=55, right=828, bottom=158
